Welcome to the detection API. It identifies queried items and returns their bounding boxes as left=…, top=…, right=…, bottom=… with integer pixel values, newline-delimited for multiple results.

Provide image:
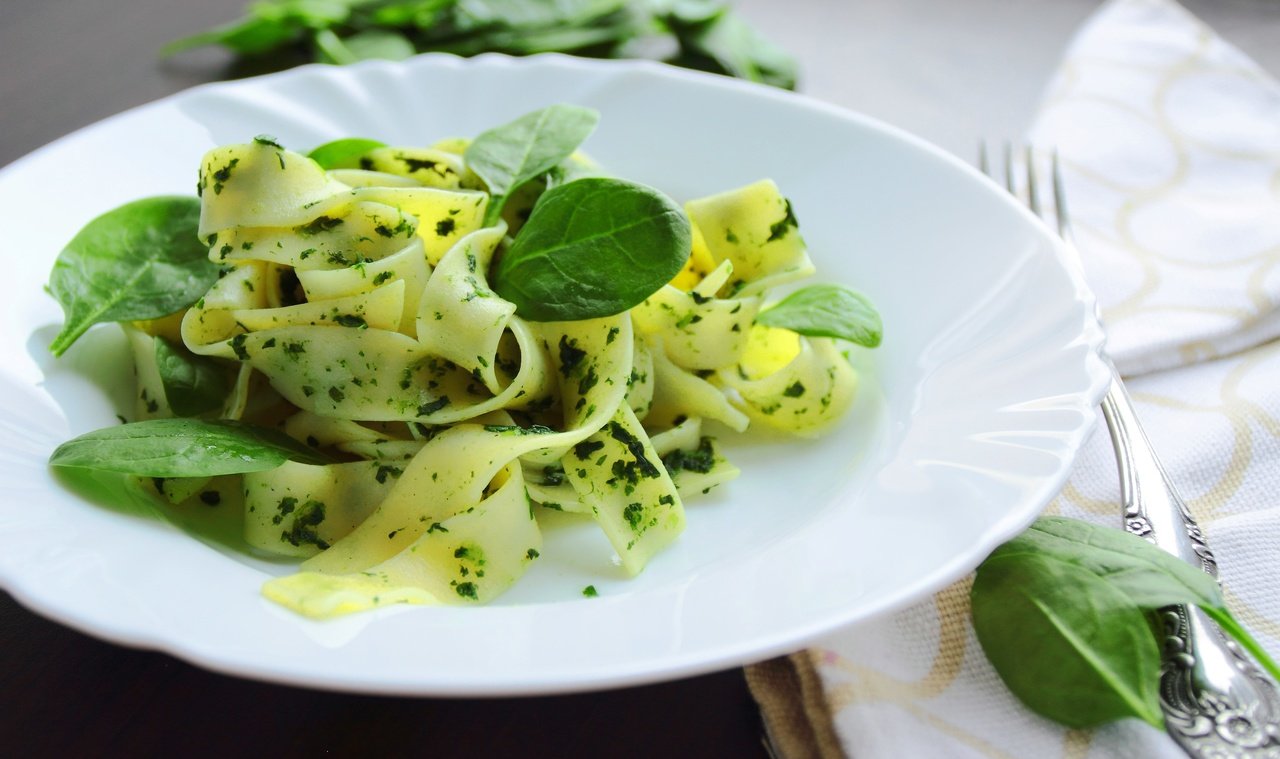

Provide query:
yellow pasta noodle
left=133, top=128, right=872, bottom=619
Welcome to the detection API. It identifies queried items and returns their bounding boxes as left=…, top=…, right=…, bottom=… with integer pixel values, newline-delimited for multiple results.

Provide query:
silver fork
left=984, top=144, right=1280, bottom=757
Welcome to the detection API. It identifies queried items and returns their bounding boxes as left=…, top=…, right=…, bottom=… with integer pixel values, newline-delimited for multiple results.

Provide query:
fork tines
left=979, top=142, right=1072, bottom=241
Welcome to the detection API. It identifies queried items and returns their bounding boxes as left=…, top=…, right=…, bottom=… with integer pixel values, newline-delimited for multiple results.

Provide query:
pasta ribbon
left=153, top=136, right=873, bottom=618
left=561, top=403, right=684, bottom=575
left=198, top=143, right=349, bottom=237
left=359, top=147, right=467, bottom=189
left=211, top=201, right=419, bottom=269
left=632, top=264, right=762, bottom=371
left=722, top=325, right=859, bottom=436
left=684, top=179, right=815, bottom=297
left=267, top=315, right=635, bottom=614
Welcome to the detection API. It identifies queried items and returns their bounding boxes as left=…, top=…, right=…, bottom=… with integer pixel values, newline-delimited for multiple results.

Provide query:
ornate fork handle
left=987, top=146, right=1280, bottom=755
left=1103, top=371, right=1280, bottom=755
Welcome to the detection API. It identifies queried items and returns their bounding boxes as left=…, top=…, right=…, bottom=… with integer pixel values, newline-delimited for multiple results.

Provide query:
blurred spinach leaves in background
left=162, top=0, right=798, bottom=90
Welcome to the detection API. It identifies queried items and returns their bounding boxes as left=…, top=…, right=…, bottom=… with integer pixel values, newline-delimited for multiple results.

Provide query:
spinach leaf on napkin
left=972, top=516, right=1280, bottom=729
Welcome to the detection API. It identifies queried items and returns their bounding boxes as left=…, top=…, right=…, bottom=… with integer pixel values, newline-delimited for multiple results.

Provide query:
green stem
left=313, top=29, right=357, bottom=65
left=1202, top=605, right=1280, bottom=683
left=482, top=193, right=507, bottom=228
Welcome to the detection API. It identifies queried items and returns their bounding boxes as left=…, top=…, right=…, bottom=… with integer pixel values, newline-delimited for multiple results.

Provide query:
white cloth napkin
left=747, top=0, right=1280, bottom=756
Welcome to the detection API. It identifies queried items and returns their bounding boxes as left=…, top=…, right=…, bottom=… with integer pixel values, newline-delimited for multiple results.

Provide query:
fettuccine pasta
left=124, top=129, right=868, bottom=619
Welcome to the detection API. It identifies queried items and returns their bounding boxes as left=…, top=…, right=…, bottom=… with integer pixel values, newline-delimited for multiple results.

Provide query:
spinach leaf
left=441, top=21, right=636, bottom=56
left=436, top=0, right=640, bottom=56
left=160, top=14, right=302, bottom=57
left=49, top=418, right=329, bottom=477
left=314, top=28, right=416, bottom=64
left=308, top=137, right=387, bottom=169
left=973, top=516, right=1280, bottom=730
left=155, top=337, right=230, bottom=417
left=490, top=177, right=690, bottom=321
left=336, top=29, right=417, bottom=61
left=161, top=0, right=351, bottom=56
left=971, top=552, right=1164, bottom=729
left=162, top=1, right=800, bottom=91
left=755, top=284, right=882, bottom=347
left=1008, top=518, right=1280, bottom=683
left=47, top=196, right=220, bottom=357
left=453, top=0, right=626, bottom=30
left=991, top=517, right=1222, bottom=610
left=463, top=104, right=599, bottom=226
left=660, top=3, right=799, bottom=90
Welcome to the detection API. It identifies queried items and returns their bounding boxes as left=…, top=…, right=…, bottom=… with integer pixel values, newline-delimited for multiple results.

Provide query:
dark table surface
left=0, top=1, right=768, bottom=756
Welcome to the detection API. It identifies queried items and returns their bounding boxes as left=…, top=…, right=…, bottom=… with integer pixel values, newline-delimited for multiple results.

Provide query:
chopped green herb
left=662, top=437, right=716, bottom=474
left=229, top=333, right=250, bottom=360
left=558, top=336, right=587, bottom=376
left=334, top=314, right=367, bottom=329
left=280, top=500, right=329, bottom=549
left=417, top=397, right=450, bottom=416
left=296, top=216, right=343, bottom=236
left=767, top=198, right=799, bottom=242
left=574, top=440, right=605, bottom=461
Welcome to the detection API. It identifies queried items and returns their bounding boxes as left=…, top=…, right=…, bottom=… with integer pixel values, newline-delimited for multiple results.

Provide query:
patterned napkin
left=746, top=0, right=1280, bottom=756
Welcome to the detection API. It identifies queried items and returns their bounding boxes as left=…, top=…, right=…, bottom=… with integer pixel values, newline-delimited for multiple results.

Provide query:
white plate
left=0, top=54, right=1108, bottom=696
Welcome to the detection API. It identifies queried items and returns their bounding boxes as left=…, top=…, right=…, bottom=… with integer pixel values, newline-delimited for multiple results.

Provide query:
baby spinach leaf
left=453, top=0, right=627, bottom=30
left=308, top=137, right=387, bottom=169
left=463, top=104, right=599, bottom=226
left=312, top=27, right=360, bottom=65
left=314, top=27, right=416, bottom=64
left=971, top=552, right=1164, bottom=729
left=445, top=21, right=635, bottom=56
left=155, top=338, right=230, bottom=418
left=755, top=284, right=882, bottom=347
left=162, top=1, right=800, bottom=92
left=47, top=196, right=219, bottom=357
left=161, top=0, right=351, bottom=56
left=161, top=13, right=303, bottom=57
left=660, top=3, right=799, bottom=90
left=660, top=0, right=726, bottom=26
left=991, top=517, right=1223, bottom=611
left=491, top=177, right=690, bottom=321
left=973, top=516, right=1280, bottom=729
left=336, top=28, right=417, bottom=61
left=49, top=418, right=329, bottom=478
left=993, top=517, right=1280, bottom=684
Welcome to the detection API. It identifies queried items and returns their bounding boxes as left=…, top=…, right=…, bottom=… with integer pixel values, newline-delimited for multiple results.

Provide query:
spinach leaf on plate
left=463, top=104, right=599, bottom=226
left=47, top=196, right=219, bottom=356
left=155, top=337, right=231, bottom=418
left=491, top=177, right=690, bottom=321
left=755, top=284, right=882, bottom=347
left=308, top=137, right=388, bottom=169
left=50, top=419, right=330, bottom=478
